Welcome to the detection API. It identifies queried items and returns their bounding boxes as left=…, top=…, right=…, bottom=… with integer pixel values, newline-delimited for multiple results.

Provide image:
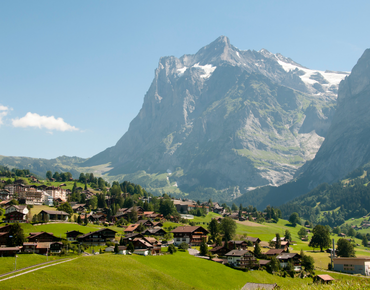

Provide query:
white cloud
left=0, top=105, right=10, bottom=126
left=12, top=112, right=79, bottom=132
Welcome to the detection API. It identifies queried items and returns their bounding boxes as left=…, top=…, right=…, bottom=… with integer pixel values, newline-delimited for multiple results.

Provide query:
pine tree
left=200, top=239, right=209, bottom=256
left=254, top=243, right=261, bottom=258
left=275, top=233, right=281, bottom=249
left=6, top=223, right=25, bottom=247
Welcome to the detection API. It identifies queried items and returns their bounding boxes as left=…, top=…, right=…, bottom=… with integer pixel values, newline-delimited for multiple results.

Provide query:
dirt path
left=236, top=220, right=267, bottom=227
left=0, top=258, right=77, bottom=282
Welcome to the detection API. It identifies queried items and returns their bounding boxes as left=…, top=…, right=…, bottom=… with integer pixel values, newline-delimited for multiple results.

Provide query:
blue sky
left=0, top=1, right=369, bottom=159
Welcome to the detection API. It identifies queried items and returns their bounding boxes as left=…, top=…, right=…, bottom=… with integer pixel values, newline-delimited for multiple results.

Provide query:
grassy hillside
left=0, top=253, right=368, bottom=290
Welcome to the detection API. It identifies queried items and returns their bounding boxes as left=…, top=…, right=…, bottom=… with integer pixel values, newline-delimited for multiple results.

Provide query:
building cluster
left=0, top=225, right=64, bottom=256
left=0, top=179, right=69, bottom=205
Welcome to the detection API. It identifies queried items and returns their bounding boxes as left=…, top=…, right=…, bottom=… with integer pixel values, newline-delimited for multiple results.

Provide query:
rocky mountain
left=234, top=48, right=370, bottom=209
left=297, top=48, right=370, bottom=188
left=84, top=36, right=348, bottom=199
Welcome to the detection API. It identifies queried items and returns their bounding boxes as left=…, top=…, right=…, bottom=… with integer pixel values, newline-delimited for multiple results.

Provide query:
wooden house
left=171, top=226, right=209, bottom=246
left=66, top=230, right=84, bottom=241
left=77, top=228, right=116, bottom=245
left=225, top=249, right=258, bottom=269
left=276, top=253, right=302, bottom=271
left=39, top=210, right=69, bottom=221
left=27, top=232, right=59, bottom=243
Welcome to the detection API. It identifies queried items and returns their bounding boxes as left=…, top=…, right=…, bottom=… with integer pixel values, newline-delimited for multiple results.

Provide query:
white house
left=5, top=205, right=29, bottom=215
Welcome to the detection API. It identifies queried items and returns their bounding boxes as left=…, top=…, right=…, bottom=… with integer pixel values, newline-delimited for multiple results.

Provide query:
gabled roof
left=40, top=210, right=69, bottom=215
left=171, top=226, right=209, bottom=234
left=317, top=275, right=335, bottom=281
left=66, top=230, right=84, bottom=235
left=125, top=224, right=140, bottom=232
left=28, top=232, right=54, bottom=237
left=264, top=249, right=284, bottom=255
left=276, top=253, right=301, bottom=260
left=225, top=249, right=253, bottom=257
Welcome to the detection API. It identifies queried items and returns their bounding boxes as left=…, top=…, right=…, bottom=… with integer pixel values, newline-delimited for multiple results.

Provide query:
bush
left=168, top=244, right=177, bottom=254
left=178, top=242, right=189, bottom=251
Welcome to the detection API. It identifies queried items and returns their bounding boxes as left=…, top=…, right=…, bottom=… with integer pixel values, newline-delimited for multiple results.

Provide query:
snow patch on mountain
left=177, top=67, right=187, bottom=77
left=193, top=63, right=217, bottom=79
left=277, top=59, right=349, bottom=91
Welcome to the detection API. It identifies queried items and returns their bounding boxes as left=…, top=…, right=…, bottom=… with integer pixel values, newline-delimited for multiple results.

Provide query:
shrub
left=168, top=244, right=177, bottom=254
left=178, top=242, right=189, bottom=251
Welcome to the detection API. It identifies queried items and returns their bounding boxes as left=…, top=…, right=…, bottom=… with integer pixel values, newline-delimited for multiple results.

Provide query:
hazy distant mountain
left=0, top=155, right=86, bottom=179
left=84, top=36, right=348, bottom=199
left=234, top=48, right=370, bottom=208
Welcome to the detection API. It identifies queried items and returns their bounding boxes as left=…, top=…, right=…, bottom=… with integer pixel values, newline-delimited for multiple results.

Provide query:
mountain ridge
left=82, top=36, right=348, bottom=200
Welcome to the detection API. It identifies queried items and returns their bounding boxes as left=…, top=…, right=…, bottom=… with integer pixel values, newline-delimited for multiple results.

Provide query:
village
left=1, top=173, right=370, bottom=289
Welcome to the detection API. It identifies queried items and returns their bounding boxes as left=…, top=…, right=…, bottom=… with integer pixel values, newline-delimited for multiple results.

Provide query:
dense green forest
left=279, top=166, right=370, bottom=227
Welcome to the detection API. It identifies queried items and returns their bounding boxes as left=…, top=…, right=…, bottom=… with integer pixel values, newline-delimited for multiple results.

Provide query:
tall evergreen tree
left=6, top=223, right=25, bottom=247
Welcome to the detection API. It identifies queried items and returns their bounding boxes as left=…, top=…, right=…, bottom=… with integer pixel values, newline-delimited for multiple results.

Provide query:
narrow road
left=0, top=258, right=71, bottom=278
left=0, top=258, right=77, bottom=282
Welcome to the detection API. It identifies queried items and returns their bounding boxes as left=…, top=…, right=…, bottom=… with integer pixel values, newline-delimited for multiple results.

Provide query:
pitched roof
left=124, top=224, right=140, bottom=232
left=264, top=249, right=284, bottom=255
left=317, top=275, right=335, bottom=281
left=225, top=249, right=251, bottom=257
left=171, top=226, right=209, bottom=234
left=28, top=232, right=54, bottom=238
left=276, top=253, right=300, bottom=260
left=40, top=210, right=69, bottom=215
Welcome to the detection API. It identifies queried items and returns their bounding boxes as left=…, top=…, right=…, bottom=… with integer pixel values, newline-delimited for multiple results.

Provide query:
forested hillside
left=279, top=165, right=370, bottom=227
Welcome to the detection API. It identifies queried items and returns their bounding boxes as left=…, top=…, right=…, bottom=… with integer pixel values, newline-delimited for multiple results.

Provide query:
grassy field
left=20, top=223, right=106, bottom=239
left=0, top=254, right=72, bottom=275
left=0, top=252, right=369, bottom=289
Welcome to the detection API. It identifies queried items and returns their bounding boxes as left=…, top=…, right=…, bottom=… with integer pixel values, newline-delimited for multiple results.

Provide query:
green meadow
left=0, top=252, right=368, bottom=290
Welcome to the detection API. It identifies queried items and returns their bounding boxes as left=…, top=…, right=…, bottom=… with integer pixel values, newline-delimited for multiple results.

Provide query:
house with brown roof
left=171, top=226, right=209, bottom=246
left=72, top=204, right=87, bottom=213
left=209, top=243, right=230, bottom=256
left=276, top=252, right=302, bottom=271
left=77, top=228, right=117, bottom=245
left=124, top=224, right=140, bottom=233
left=132, top=237, right=162, bottom=255
left=27, top=232, right=60, bottom=243
left=245, top=236, right=261, bottom=245
left=66, top=230, right=84, bottom=241
left=0, top=232, right=10, bottom=246
left=39, top=210, right=69, bottom=221
left=141, top=228, right=167, bottom=237
left=264, top=249, right=285, bottom=257
left=0, top=224, right=12, bottom=233
left=3, top=210, right=28, bottom=223
left=228, top=240, right=249, bottom=250
left=0, top=246, right=21, bottom=257
left=117, top=246, right=127, bottom=255
left=122, top=233, right=144, bottom=245
left=314, top=275, right=335, bottom=284
left=88, top=213, right=106, bottom=223
left=225, top=249, right=258, bottom=269
left=136, top=219, right=155, bottom=228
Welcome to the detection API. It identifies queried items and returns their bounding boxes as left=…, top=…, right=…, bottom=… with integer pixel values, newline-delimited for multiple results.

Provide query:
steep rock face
left=302, top=49, right=370, bottom=188
left=233, top=48, right=370, bottom=209
left=85, top=36, right=348, bottom=195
